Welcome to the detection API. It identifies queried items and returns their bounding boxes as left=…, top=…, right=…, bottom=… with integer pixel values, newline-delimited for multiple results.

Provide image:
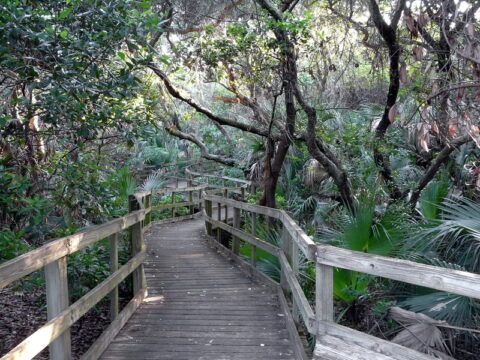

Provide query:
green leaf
left=59, top=8, right=71, bottom=20
left=158, top=54, right=170, bottom=65
left=117, top=51, right=127, bottom=61
left=59, top=29, right=69, bottom=39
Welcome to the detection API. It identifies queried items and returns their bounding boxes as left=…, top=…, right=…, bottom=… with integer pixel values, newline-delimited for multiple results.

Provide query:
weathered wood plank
left=109, top=233, right=119, bottom=321
left=205, top=193, right=282, bottom=220
left=315, top=262, right=334, bottom=334
left=316, top=245, right=480, bottom=299
left=0, top=209, right=145, bottom=288
left=151, top=201, right=199, bottom=211
left=152, top=184, right=208, bottom=195
left=45, top=257, right=71, bottom=360
left=277, top=287, right=309, bottom=360
left=278, top=251, right=316, bottom=333
left=206, top=216, right=279, bottom=255
left=81, top=288, right=147, bottom=360
left=318, top=322, right=435, bottom=360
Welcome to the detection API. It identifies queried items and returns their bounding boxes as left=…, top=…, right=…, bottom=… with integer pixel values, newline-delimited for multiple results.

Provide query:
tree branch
left=165, top=125, right=237, bottom=167
left=148, top=63, right=271, bottom=138
left=409, top=135, right=472, bottom=207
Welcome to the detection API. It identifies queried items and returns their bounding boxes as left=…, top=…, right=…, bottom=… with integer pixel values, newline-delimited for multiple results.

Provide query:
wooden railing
left=202, top=191, right=480, bottom=359
left=3, top=161, right=480, bottom=360
left=0, top=176, right=208, bottom=360
left=0, top=196, right=146, bottom=360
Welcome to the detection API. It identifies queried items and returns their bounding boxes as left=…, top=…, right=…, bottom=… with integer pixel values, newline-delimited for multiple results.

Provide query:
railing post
left=171, top=191, right=176, bottom=219
left=45, top=257, right=71, bottom=360
left=316, top=259, right=334, bottom=334
left=251, top=213, right=257, bottom=270
left=145, top=194, right=151, bottom=228
left=217, top=201, right=221, bottom=243
left=280, top=226, right=293, bottom=295
left=241, top=186, right=245, bottom=200
left=292, top=242, right=300, bottom=323
left=205, top=198, right=212, bottom=236
left=129, top=195, right=146, bottom=294
left=187, top=180, right=194, bottom=216
left=109, top=233, right=119, bottom=320
left=198, top=189, right=202, bottom=211
left=223, top=188, right=228, bottom=224
left=232, top=207, right=241, bottom=255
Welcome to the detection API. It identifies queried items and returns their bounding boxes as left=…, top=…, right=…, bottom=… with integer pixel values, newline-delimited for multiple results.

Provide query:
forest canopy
left=1, top=0, right=480, bottom=358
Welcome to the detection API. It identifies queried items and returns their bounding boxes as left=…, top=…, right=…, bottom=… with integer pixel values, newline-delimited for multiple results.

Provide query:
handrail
left=0, top=173, right=208, bottom=360
left=0, top=194, right=147, bottom=360
left=202, top=190, right=480, bottom=352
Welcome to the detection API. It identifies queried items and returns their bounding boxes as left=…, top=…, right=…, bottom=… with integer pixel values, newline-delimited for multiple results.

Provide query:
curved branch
left=148, top=63, right=270, bottom=138
left=369, top=0, right=405, bottom=199
left=409, top=135, right=472, bottom=207
left=165, top=125, right=237, bottom=167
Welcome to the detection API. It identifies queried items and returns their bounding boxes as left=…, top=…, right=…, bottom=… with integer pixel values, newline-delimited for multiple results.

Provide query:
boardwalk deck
left=101, top=219, right=296, bottom=360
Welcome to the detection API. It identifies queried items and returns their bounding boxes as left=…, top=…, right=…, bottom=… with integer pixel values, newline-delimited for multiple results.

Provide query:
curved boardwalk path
left=101, top=218, right=296, bottom=360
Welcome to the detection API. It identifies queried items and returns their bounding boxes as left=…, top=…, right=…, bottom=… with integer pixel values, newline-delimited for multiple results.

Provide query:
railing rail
left=0, top=195, right=147, bottom=360
left=0, top=171, right=210, bottom=360
left=202, top=190, right=480, bottom=357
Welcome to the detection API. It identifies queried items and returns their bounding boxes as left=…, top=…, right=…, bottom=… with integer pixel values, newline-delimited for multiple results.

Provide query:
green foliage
left=418, top=176, right=449, bottom=221
left=319, top=192, right=412, bottom=302
left=0, top=229, right=29, bottom=262
left=410, top=197, right=480, bottom=273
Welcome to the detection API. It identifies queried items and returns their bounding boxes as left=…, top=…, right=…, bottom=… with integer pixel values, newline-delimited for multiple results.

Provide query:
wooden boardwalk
left=101, top=218, right=297, bottom=360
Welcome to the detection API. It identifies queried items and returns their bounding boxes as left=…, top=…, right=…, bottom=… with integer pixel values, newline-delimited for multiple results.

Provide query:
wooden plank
left=280, top=228, right=292, bottom=294
left=314, top=334, right=393, bottom=360
left=206, top=216, right=279, bottom=255
left=278, top=251, right=316, bottom=333
left=205, top=199, right=213, bottom=235
left=292, top=242, right=300, bottom=323
left=152, top=184, right=208, bottom=195
left=251, top=212, right=257, bottom=270
left=204, top=194, right=282, bottom=220
left=151, top=201, right=198, bottom=211
left=316, top=262, right=334, bottom=334
left=151, top=214, right=195, bottom=225
left=280, top=210, right=317, bottom=261
left=232, top=207, right=241, bottom=255
left=45, top=257, right=71, bottom=360
left=318, top=322, right=435, bottom=360
left=81, top=288, right=147, bottom=360
left=0, top=209, right=145, bottom=289
left=189, top=189, right=194, bottom=215
left=1, top=252, right=146, bottom=360
left=109, top=233, right=119, bottom=321
left=277, top=287, right=309, bottom=360
left=316, top=245, right=480, bottom=300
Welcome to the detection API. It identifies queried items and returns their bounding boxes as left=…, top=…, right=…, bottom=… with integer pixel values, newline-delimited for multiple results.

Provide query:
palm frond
left=390, top=307, right=455, bottom=359
left=410, top=197, right=480, bottom=272
left=141, top=170, right=166, bottom=191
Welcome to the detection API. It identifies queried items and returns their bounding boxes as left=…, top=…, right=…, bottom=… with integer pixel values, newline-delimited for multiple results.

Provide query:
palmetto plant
left=410, top=197, right=480, bottom=273
left=318, top=191, right=412, bottom=303
left=141, top=170, right=166, bottom=192
left=303, top=158, right=328, bottom=189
